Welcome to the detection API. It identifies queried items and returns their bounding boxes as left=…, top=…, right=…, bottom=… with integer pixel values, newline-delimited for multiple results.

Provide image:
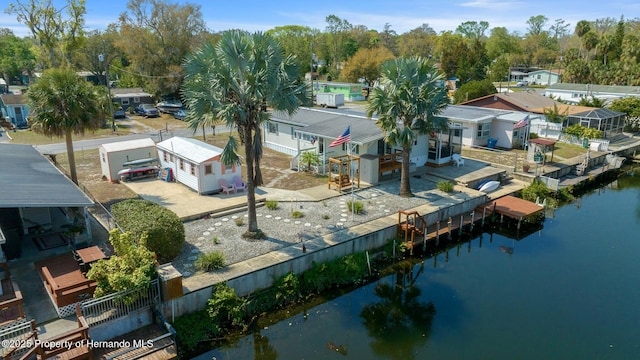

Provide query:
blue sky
left=1, top=0, right=639, bottom=37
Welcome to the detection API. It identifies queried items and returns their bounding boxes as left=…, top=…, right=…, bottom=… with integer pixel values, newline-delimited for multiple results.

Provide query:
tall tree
left=455, top=21, right=489, bottom=40
left=182, top=31, right=307, bottom=237
left=6, top=0, right=86, bottom=67
left=526, top=15, right=549, bottom=37
left=0, top=29, right=36, bottom=83
left=397, top=24, right=436, bottom=58
left=117, top=0, right=206, bottom=97
left=366, top=57, right=449, bottom=197
left=341, top=46, right=394, bottom=89
left=27, top=67, right=106, bottom=184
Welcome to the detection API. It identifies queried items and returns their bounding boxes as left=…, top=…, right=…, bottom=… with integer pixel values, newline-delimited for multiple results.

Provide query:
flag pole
left=350, top=126, right=355, bottom=222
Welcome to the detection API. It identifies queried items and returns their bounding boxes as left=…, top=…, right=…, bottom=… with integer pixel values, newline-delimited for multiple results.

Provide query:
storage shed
left=99, top=138, right=157, bottom=181
left=156, top=137, right=241, bottom=194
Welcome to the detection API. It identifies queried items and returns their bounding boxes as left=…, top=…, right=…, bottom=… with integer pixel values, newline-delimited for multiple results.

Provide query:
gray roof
left=0, top=144, right=94, bottom=208
left=438, top=105, right=514, bottom=123
left=157, top=137, right=223, bottom=164
left=569, top=108, right=625, bottom=119
left=270, top=108, right=383, bottom=145
left=546, top=83, right=640, bottom=96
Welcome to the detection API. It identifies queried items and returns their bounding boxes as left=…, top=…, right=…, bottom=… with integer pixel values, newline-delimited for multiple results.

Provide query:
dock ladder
left=397, top=210, right=426, bottom=251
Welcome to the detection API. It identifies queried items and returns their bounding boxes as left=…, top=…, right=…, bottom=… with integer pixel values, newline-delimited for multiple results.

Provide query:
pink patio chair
left=219, top=178, right=235, bottom=195
left=233, top=176, right=246, bottom=192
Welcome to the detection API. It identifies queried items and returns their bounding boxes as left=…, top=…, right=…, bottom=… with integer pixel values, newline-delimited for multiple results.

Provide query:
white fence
left=530, top=120, right=563, bottom=140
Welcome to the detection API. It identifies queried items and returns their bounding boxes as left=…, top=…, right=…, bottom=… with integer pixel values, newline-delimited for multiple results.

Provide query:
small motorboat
left=155, top=99, right=183, bottom=114
left=118, top=166, right=159, bottom=182
left=478, top=180, right=500, bottom=193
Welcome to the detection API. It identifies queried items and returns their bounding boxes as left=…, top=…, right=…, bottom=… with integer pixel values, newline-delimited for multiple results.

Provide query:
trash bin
left=487, top=138, right=498, bottom=149
left=582, top=138, right=589, bottom=148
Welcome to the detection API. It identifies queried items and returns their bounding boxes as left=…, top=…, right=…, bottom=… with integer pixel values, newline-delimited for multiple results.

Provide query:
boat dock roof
left=477, top=195, right=544, bottom=221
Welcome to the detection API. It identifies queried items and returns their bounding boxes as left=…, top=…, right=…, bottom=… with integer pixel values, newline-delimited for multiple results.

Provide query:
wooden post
left=436, top=220, right=440, bottom=245
left=470, top=211, right=475, bottom=231
left=459, top=215, right=464, bottom=236
left=482, top=206, right=487, bottom=226
left=447, top=217, right=452, bottom=239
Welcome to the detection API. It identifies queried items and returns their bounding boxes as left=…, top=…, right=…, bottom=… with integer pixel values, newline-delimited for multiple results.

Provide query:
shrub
left=212, top=236, right=220, bottom=244
left=207, top=283, right=247, bottom=328
left=291, top=210, right=304, bottom=218
left=265, top=200, right=278, bottom=210
left=195, top=251, right=225, bottom=271
left=346, top=200, right=364, bottom=214
left=86, top=230, right=157, bottom=302
left=235, top=218, right=244, bottom=226
left=111, top=199, right=185, bottom=262
left=322, top=214, right=330, bottom=220
left=521, top=179, right=551, bottom=202
left=437, top=181, right=455, bottom=192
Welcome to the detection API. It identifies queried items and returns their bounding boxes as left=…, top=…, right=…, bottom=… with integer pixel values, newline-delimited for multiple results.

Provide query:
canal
left=196, top=168, right=640, bottom=360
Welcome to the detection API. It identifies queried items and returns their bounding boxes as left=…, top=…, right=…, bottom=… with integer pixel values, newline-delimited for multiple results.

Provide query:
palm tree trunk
left=244, top=130, right=259, bottom=235
left=65, top=131, right=78, bottom=185
left=399, top=145, right=412, bottom=197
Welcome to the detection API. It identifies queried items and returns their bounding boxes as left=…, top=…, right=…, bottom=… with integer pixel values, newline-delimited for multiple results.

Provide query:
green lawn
left=551, top=142, right=587, bottom=159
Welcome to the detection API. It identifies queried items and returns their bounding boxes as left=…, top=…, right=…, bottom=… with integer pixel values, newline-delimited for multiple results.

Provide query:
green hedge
left=111, top=199, right=185, bottom=261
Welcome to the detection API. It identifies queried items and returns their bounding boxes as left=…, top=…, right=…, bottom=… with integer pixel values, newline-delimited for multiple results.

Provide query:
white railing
left=0, top=318, right=35, bottom=359
left=80, top=279, right=160, bottom=327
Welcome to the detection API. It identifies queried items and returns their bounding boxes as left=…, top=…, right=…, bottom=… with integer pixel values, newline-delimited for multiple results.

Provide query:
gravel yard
left=172, top=176, right=459, bottom=277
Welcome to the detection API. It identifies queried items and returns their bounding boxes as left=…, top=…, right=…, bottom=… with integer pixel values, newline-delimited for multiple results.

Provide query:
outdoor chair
left=219, top=179, right=235, bottom=195
left=452, top=154, right=465, bottom=167
left=233, top=176, right=246, bottom=192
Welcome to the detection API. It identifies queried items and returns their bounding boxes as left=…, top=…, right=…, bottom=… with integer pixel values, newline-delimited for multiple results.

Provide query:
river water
left=196, top=168, right=640, bottom=360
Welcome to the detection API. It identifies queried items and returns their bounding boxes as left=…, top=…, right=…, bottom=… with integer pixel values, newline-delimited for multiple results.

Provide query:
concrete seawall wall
left=161, top=192, right=489, bottom=320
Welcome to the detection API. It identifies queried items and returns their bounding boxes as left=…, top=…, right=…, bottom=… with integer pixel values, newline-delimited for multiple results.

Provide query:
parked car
left=173, top=109, right=186, bottom=121
left=515, top=81, right=529, bottom=87
left=134, top=103, right=159, bottom=118
left=113, top=108, right=126, bottom=119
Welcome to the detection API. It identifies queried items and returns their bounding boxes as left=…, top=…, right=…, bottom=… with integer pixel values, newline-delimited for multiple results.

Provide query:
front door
left=13, top=106, right=23, bottom=124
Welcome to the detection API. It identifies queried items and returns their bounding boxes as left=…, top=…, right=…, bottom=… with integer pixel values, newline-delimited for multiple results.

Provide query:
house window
left=291, top=127, right=295, bottom=139
left=225, top=163, right=233, bottom=172
left=190, top=163, right=196, bottom=176
left=122, top=98, right=130, bottom=106
left=169, top=154, right=174, bottom=162
left=133, top=97, right=140, bottom=103
left=477, top=123, right=491, bottom=139
left=179, top=159, right=185, bottom=171
left=204, top=164, right=213, bottom=175
left=342, top=143, right=359, bottom=154
left=453, top=129, right=462, bottom=137
left=268, top=122, right=278, bottom=134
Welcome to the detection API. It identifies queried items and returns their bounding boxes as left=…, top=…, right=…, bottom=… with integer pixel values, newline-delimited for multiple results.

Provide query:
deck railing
left=80, top=278, right=160, bottom=327
left=0, top=318, right=36, bottom=359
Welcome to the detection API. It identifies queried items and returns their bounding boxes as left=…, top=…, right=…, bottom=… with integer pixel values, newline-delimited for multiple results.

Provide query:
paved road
left=34, top=125, right=221, bottom=154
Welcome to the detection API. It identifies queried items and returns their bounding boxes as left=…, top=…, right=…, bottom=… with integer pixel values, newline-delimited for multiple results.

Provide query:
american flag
left=329, top=126, right=351, bottom=147
left=513, top=115, right=529, bottom=130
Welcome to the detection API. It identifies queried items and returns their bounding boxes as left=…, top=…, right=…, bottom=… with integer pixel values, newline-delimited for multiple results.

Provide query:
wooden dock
left=398, top=195, right=544, bottom=251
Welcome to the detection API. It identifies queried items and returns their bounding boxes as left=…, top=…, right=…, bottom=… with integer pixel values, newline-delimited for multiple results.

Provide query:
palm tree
left=182, top=30, right=306, bottom=237
left=366, top=57, right=449, bottom=197
left=28, top=67, right=106, bottom=184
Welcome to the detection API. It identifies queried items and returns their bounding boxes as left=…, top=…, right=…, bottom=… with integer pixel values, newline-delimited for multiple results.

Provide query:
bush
left=111, top=199, right=185, bottom=262
left=291, top=210, right=304, bottom=218
left=265, top=200, right=278, bottom=210
left=207, top=283, right=247, bottom=328
left=437, top=181, right=454, bottom=192
left=235, top=218, right=244, bottom=226
left=195, top=251, right=225, bottom=271
left=521, top=179, right=551, bottom=202
left=346, top=200, right=365, bottom=214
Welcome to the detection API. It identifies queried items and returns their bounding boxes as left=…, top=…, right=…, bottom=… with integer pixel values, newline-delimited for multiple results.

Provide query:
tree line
left=2, top=0, right=640, bottom=98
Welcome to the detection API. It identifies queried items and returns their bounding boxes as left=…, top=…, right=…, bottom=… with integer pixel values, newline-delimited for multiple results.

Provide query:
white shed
left=156, top=137, right=241, bottom=195
left=99, top=138, right=157, bottom=181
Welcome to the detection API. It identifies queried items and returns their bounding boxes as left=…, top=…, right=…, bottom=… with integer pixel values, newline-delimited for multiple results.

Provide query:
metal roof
left=100, top=137, right=156, bottom=153
left=0, top=144, right=94, bottom=208
left=156, top=137, right=223, bottom=164
left=438, top=105, right=513, bottom=123
left=271, top=108, right=383, bottom=145
left=0, top=94, right=27, bottom=105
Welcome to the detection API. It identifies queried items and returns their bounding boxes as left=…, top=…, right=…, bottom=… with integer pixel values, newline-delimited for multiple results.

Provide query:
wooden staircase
left=575, top=150, right=591, bottom=176
left=397, top=210, right=426, bottom=250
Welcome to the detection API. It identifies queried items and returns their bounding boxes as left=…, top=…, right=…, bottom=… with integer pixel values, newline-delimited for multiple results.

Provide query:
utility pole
left=100, top=40, right=115, bottom=132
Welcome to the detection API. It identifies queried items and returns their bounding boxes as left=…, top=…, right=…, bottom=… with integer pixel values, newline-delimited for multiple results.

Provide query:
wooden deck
left=35, top=252, right=97, bottom=308
left=92, top=324, right=177, bottom=360
left=476, top=195, right=545, bottom=221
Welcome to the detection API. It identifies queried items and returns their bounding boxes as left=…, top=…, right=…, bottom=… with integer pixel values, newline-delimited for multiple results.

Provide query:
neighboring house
left=436, top=105, right=543, bottom=150
left=545, top=83, right=640, bottom=104
left=111, top=88, right=154, bottom=113
left=0, top=144, right=94, bottom=260
left=265, top=106, right=533, bottom=183
left=99, top=138, right=158, bottom=182
left=0, top=93, right=29, bottom=128
left=525, top=69, right=562, bottom=86
left=156, top=137, right=240, bottom=195
left=313, top=81, right=366, bottom=102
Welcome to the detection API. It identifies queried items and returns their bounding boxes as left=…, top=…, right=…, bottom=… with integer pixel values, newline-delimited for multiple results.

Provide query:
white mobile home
left=156, top=137, right=240, bottom=195
left=99, top=138, right=157, bottom=181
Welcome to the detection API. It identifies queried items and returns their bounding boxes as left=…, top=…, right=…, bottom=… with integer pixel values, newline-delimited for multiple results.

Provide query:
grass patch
left=346, top=200, right=365, bottom=214
left=195, top=251, right=226, bottom=271
left=291, top=210, right=304, bottom=218
left=552, top=142, right=588, bottom=159
left=235, top=218, right=244, bottom=226
left=437, top=181, right=455, bottom=192
left=265, top=200, right=278, bottom=210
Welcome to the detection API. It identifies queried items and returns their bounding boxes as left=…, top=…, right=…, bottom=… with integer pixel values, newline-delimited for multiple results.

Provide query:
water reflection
left=360, top=261, right=435, bottom=360
left=253, top=333, right=277, bottom=360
